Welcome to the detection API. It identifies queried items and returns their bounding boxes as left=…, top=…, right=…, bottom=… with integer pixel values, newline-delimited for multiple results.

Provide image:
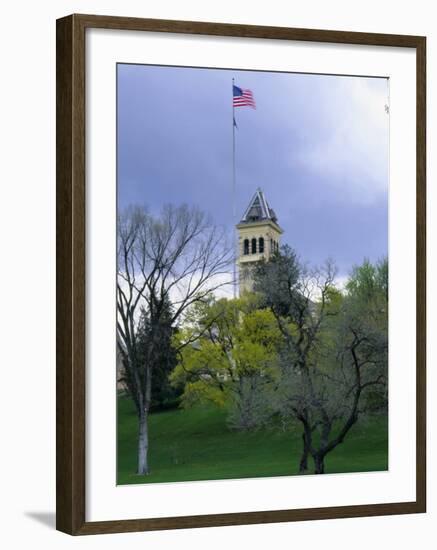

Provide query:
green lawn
left=117, top=396, right=388, bottom=485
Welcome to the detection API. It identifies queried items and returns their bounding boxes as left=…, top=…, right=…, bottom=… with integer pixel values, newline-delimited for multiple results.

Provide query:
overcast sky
left=117, top=63, right=389, bottom=279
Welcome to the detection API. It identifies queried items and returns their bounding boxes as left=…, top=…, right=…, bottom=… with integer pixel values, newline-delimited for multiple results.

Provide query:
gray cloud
left=117, top=64, right=388, bottom=277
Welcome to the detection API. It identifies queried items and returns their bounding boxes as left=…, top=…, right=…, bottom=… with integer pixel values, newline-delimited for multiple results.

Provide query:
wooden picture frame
left=56, top=13, right=426, bottom=535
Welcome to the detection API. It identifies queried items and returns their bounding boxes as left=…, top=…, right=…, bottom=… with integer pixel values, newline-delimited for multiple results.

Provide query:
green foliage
left=346, top=257, right=388, bottom=303
left=136, top=297, right=181, bottom=411
left=343, top=256, right=389, bottom=412
left=171, top=296, right=281, bottom=429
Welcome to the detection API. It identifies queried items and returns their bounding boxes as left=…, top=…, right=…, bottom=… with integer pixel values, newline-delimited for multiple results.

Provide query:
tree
left=346, top=257, right=388, bottom=302
left=137, top=298, right=179, bottom=411
left=253, top=246, right=388, bottom=474
left=343, top=257, right=388, bottom=414
left=171, top=296, right=281, bottom=430
left=117, top=204, right=232, bottom=474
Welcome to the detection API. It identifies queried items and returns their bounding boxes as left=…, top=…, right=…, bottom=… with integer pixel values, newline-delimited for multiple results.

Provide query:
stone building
left=236, top=188, right=283, bottom=294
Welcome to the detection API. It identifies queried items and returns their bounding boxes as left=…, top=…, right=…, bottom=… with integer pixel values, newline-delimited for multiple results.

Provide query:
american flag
left=233, top=85, right=256, bottom=109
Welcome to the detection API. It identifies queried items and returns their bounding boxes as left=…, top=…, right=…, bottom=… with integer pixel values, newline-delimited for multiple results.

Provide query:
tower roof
left=240, top=188, right=278, bottom=224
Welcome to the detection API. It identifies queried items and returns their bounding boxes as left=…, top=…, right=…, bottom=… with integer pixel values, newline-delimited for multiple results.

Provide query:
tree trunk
left=299, top=433, right=309, bottom=473
left=137, top=411, right=149, bottom=475
left=314, top=454, right=325, bottom=474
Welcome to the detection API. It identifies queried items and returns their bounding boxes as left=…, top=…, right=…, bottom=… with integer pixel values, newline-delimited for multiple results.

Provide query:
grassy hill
left=117, top=396, right=388, bottom=485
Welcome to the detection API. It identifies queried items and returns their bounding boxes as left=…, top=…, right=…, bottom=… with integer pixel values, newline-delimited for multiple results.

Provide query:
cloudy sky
left=117, top=63, right=389, bottom=279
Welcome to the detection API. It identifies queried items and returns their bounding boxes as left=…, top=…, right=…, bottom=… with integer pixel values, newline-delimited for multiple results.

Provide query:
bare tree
left=117, top=204, right=233, bottom=475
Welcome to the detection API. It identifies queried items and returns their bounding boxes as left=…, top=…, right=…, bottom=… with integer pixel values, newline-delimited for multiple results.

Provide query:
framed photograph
left=56, top=14, right=426, bottom=535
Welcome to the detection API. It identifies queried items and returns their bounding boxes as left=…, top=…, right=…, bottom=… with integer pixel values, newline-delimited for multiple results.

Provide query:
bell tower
left=236, top=188, right=283, bottom=294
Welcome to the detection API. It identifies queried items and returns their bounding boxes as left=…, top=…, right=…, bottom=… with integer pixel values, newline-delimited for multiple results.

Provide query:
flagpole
left=232, top=78, right=237, bottom=299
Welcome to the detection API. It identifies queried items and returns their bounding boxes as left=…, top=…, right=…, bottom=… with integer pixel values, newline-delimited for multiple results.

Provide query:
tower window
left=271, top=239, right=278, bottom=254
left=243, top=239, right=249, bottom=255
left=251, top=238, right=257, bottom=254
left=259, top=237, right=264, bottom=254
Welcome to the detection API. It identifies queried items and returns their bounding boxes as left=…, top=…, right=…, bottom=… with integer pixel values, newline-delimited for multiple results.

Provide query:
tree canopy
left=171, top=247, right=388, bottom=474
left=171, top=296, right=281, bottom=429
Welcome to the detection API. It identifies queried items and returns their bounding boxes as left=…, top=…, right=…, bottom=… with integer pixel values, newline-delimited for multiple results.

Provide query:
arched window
left=270, top=238, right=274, bottom=253
left=259, top=237, right=264, bottom=254
left=251, top=238, right=257, bottom=254
left=243, top=239, right=249, bottom=255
